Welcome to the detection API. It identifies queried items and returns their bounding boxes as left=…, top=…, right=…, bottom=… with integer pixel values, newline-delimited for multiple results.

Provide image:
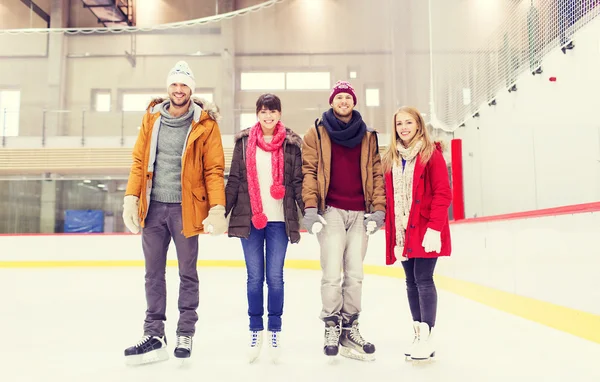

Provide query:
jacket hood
left=434, top=140, right=446, bottom=152
left=146, top=96, right=221, bottom=123
left=234, top=126, right=302, bottom=148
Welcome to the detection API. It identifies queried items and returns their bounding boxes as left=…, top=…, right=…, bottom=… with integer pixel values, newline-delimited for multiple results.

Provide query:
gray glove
left=364, top=210, right=385, bottom=235
left=303, top=207, right=327, bottom=234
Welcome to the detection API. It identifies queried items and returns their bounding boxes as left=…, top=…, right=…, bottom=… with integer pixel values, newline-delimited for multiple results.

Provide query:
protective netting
left=430, top=0, right=600, bottom=131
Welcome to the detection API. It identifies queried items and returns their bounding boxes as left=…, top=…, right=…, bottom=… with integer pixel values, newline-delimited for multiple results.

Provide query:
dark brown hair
left=255, top=93, right=282, bottom=114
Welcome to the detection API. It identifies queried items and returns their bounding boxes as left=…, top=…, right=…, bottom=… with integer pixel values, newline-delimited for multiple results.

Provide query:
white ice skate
left=124, top=335, right=169, bottom=366
left=268, top=331, right=282, bottom=364
left=405, top=321, right=420, bottom=361
left=410, top=322, right=435, bottom=364
left=248, top=330, right=263, bottom=363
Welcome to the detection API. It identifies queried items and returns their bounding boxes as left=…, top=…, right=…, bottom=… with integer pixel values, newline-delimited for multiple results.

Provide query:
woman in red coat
left=381, top=106, right=452, bottom=363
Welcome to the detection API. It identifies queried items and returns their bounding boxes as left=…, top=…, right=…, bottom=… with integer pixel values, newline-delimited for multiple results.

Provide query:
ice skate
left=124, top=335, right=169, bottom=366
left=323, top=315, right=342, bottom=359
left=268, top=331, right=281, bottom=364
left=174, top=335, right=192, bottom=365
left=339, top=314, right=375, bottom=362
left=410, top=322, right=435, bottom=364
left=248, top=330, right=263, bottom=363
left=405, top=321, right=420, bottom=361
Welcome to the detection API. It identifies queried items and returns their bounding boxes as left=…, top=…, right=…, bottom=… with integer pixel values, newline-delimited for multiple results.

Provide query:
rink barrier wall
left=1, top=202, right=599, bottom=345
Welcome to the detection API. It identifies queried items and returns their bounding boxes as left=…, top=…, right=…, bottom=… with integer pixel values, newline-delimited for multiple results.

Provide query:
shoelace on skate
left=325, top=325, right=340, bottom=346
left=135, top=335, right=152, bottom=347
left=348, top=324, right=367, bottom=346
left=271, top=332, right=279, bottom=348
left=250, top=331, right=261, bottom=347
left=176, top=336, right=192, bottom=350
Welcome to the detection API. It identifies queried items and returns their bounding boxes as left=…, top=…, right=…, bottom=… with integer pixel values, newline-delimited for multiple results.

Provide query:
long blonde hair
left=381, top=106, right=437, bottom=174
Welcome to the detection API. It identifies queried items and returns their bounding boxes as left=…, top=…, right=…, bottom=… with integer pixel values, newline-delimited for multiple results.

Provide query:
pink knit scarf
left=246, top=121, right=286, bottom=229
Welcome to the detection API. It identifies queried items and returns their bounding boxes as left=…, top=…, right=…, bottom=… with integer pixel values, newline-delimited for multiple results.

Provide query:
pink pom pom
left=270, top=184, right=286, bottom=199
left=252, top=213, right=268, bottom=229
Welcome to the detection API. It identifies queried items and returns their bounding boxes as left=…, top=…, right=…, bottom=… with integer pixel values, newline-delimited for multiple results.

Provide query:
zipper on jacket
left=365, top=133, right=371, bottom=212
left=282, top=140, right=289, bottom=240
left=316, top=125, right=326, bottom=213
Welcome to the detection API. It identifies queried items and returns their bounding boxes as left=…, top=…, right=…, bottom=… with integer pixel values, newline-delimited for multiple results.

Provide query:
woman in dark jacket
left=225, top=93, right=303, bottom=363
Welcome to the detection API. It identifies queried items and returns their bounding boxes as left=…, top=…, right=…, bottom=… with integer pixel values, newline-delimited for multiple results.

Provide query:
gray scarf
left=159, top=100, right=194, bottom=128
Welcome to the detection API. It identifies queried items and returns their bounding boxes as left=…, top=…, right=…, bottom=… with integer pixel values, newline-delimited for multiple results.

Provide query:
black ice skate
left=124, top=335, right=168, bottom=366
left=323, top=315, right=342, bottom=357
left=174, top=335, right=192, bottom=359
left=339, top=314, right=375, bottom=361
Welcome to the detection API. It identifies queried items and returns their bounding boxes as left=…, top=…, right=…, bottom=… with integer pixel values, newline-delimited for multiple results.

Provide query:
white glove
left=366, top=220, right=377, bottom=234
left=311, top=215, right=327, bottom=234
left=364, top=211, right=385, bottom=235
left=421, top=228, right=441, bottom=253
left=202, top=205, right=227, bottom=236
left=122, top=195, right=140, bottom=234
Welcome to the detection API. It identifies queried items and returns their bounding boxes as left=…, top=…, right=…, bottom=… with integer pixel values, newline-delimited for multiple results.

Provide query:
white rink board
left=1, top=209, right=599, bottom=314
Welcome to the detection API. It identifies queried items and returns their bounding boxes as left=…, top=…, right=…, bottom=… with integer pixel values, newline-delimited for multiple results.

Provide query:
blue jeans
left=240, top=222, right=288, bottom=332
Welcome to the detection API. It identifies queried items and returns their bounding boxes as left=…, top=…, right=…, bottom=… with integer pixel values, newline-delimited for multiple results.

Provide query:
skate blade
left=125, top=348, right=169, bottom=366
left=176, top=358, right=192, bottom=369
left=248, top=351, right=261, bottom=364
left=339, top=346, right=375, bottom=362
left=325, top=356, right=340, bottom=365
left=410, top=352, right=436, bottom=365
left=269, top=349, right=282, bottom=365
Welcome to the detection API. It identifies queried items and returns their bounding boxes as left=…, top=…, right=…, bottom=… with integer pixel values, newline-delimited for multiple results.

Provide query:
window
left=0, top=90, right=20, bottom=136
left=194, top=93, right=214, bottom=103
left=241, top=73, right=285, bottom=90
left=462, top=88, right=472, bottom=106
left=239, top=113, right=257, bottom=129
left=286, top=72, right=330, bottom=90
left=240, top=71, right=331, bottom=90
left=365, top=88, right=380, bottom=107
left=122, top=93, right=167, bottom=112
left=93, top=90, right=111, bottom=112
left=121, top=92, right=213, bottom=112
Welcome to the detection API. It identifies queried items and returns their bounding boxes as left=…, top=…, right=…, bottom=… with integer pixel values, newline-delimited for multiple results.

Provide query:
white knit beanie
left=166, top=61, right=196, bottom=93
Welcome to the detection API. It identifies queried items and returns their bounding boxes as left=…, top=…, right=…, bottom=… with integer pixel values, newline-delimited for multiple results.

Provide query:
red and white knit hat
left=329, top=80, right=357, bottom=105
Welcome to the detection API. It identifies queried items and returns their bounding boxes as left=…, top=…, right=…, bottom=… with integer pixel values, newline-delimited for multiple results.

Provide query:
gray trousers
left=142, top=201, right=199, bottom=337
left=317, top=206, right=369, bottom=324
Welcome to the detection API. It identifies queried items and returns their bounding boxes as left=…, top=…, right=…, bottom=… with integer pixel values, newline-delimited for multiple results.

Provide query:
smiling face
left=395, top=111, right=418, bottom=146
left=331, top=92, right=355, bottom=121
left=257, top=107, right=281, bottom=134
left=255, top=93, right=282, bottom=136
left=168, top=83, right=191, bottom=108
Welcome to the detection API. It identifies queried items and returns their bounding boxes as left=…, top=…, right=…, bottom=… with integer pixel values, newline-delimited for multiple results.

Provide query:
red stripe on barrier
left=450, top=201, right=600, bottom=224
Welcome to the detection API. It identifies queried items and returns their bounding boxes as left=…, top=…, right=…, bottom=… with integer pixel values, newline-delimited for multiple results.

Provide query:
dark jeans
left=401, top=258, right=438, bottom=328
left=240, top=222, right=288, bottom=332
left=141, top=201, right=199, bottom=337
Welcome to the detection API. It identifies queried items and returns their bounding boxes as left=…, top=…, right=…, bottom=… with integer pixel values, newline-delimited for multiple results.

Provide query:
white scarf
left=392, top=139, right=423, bottom=261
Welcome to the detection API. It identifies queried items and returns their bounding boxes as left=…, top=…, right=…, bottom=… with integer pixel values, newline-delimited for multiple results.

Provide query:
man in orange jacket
left=122, top=61, right=227, bottom=365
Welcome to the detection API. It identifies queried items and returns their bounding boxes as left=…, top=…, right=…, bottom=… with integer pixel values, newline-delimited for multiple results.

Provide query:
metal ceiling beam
left=81, top=0, right=134, bottom=27
left=19, top=0, right=50, bottom=27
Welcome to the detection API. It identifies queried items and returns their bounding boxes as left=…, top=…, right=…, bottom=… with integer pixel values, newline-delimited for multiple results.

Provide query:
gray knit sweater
left=150, top=100, right=194, bottom=203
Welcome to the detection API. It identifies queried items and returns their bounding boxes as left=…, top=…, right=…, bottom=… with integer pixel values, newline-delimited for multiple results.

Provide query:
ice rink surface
left=2, top=266, right=599, bottom=382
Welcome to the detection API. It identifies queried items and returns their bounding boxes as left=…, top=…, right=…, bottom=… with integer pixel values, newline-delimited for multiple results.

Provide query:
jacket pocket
left=192, top=187, right=209, bottom=228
